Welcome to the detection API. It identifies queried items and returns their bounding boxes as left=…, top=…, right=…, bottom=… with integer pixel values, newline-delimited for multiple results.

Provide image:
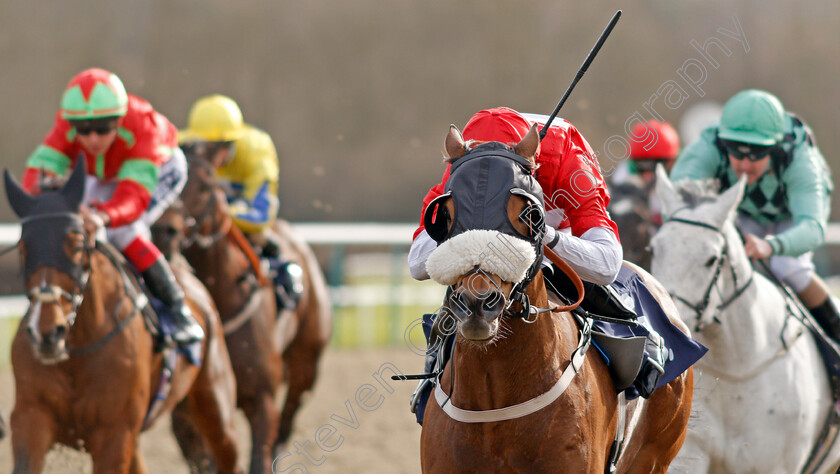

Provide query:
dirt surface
left=0, top=347, right=424, bottom=473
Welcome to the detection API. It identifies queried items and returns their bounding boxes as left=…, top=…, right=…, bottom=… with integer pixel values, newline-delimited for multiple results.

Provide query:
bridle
left=664, top=216, right=754, bottom=332
left=182, top=158, right=231, bottom=249
left=20, top=212, right=91, bottom=339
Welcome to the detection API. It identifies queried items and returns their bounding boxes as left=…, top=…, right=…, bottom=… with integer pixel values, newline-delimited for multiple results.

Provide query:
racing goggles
left=71, top=118, right=119, bottom=136
left=722, top=140, right=774, bottom=162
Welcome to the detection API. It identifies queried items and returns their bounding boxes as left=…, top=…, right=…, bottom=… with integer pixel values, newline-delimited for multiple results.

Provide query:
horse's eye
left=705, top=256, right=717, bottom=268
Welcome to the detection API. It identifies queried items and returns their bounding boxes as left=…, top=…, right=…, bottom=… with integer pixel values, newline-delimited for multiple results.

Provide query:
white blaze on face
left=426, top=229, right=536, bottom=286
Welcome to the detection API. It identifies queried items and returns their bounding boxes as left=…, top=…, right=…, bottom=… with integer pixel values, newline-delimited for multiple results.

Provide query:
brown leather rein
left=542, top=244, right=584, bottom=313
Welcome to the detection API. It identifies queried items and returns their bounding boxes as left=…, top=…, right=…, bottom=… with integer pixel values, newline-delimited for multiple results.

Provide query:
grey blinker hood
left=425, top=142, right=546, bottom=286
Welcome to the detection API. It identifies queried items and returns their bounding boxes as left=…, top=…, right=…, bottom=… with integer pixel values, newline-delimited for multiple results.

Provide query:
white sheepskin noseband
left=426, top=229, right=536, bottom=286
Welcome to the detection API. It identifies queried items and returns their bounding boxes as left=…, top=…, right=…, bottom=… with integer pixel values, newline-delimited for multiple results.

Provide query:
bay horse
left=651, top=165, right=840, bottom=473
left=4, top=160, right=240, bottom=474
left=419, top=125, right=693, bottom=473
left=175, top=155, right=332, bottom=473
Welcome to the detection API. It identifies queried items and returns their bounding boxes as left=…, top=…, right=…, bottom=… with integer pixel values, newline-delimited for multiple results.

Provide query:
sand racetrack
left=0, top=347, right=423, bottom=473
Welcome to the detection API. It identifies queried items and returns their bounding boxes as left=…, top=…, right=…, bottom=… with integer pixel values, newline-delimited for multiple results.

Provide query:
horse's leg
left=182, top=356, right=241, bottom=474
left=242, top=392, right=280, bottom=474
left=171, top=400, right=216, bottom=473
left=128, top=450, right=148, bottom=474
left=276, top=343, right=323, bottom=450
left=11, top=405, right=56, bottom=474
left=0, top=406, right=7, bottom=440
left=621, top=371, right=695, bottom=474
left=86, top=426, right=139, bottom=474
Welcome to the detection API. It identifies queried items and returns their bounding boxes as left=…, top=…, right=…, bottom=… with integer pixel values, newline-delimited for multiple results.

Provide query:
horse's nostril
left=48, top=325, right=68, bottom=344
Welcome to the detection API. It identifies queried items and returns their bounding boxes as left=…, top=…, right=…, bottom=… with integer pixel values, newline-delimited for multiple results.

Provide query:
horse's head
left=151, top=199, right=187, bottom=260
left=650, top=164, right=748, bottom=330
left=609, top=182, right=654, bottom=269
left=180, top=151, right=231, bottom=249
left=4, top=159, right=91, bottom=364
left=425, top=124, right=545, bottom=343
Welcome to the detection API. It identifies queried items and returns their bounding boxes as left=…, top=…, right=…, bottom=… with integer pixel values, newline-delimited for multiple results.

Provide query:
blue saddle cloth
left=150, top=298, right=203, bottom=367
left=592, top=266, right=708, bottom=400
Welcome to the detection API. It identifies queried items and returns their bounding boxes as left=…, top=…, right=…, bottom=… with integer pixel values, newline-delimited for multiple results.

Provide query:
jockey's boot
left=809, top=297, right=840, bottom=343
left=260, top=233, right=304, bottom=311
left=634, top=329, right=666, bottom=399
left=143, top=257, right=205, bottom=345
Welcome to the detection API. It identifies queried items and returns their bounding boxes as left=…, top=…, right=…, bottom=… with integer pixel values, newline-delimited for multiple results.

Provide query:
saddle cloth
left=591, top=265, right=707, bottom=400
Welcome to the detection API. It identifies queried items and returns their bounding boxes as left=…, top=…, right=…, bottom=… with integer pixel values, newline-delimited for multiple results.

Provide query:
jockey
left=613, top=120, right=681, bottom=226
left=22, top=68, right=203, bottom=345
left=628, top=120, right=680, bottom=185
left=179, top=95, right=304, bottom=311
left=409, top=107, right=667, bottom=404
left=670, top=89, right=838, bottom=341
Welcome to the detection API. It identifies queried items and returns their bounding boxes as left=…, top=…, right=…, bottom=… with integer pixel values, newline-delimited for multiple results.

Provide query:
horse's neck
left=183, top=232, right=252, bottom=312
left=700, top=227, right=790, bottom=368
left=449, top=282, right=574, bottom=408
left=187, top=235, right=240, bottom=287
left=67, top=253, right=123, bottom=346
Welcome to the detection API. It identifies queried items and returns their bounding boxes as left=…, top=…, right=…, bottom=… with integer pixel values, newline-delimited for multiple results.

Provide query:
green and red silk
left=61, top=69, right=128, bottom=120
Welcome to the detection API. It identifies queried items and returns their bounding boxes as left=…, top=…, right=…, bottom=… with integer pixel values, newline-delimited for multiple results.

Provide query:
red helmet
left=462, top=107, right=530, bottom=144
left=629, top=121, right=679, bottom=160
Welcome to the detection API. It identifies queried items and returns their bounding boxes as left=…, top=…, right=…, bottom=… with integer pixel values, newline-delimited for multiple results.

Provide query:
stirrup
left=171, top=308, right=204, bottom=344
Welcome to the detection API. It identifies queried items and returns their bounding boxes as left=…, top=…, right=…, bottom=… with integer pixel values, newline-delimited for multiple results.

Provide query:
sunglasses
left=71, top=120, right=118, bottom=136
left=723, top=140, right=774, bottom=162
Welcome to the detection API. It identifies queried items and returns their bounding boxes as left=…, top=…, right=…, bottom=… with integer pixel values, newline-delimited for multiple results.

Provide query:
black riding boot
left=143, top=257, right=205, bottom=345
left=810, top=297, right=840, bottom=342
left=260, top=234, right=304, bottom=311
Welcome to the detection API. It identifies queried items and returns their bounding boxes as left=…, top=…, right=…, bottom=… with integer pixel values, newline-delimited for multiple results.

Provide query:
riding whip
left=539, top=10, right=622, bottom=140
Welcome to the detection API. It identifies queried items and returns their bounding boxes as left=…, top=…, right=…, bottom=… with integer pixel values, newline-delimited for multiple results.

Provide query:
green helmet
left=60, top=68, right=128, bottom=120
left=718, top=89, right=785, bottom=146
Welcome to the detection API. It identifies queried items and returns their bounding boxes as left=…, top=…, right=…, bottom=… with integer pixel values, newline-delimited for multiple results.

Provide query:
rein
left=665, top=216, right=754, bottom=332
left=502, top=245, right=585, bottom=322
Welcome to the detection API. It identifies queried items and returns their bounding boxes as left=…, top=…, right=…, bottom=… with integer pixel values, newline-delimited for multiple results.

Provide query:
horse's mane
left=442, top=140, right=538, bottom=171
left=671, top=178, right=721, bottom=209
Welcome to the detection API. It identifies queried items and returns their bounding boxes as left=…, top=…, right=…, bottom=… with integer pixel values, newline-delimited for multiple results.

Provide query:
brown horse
left=174, top=156, right=332, bottom=473
left=4, top=160, right=241, bottom=474
left=608, top=180, right=655, bottom=270
left=419, top=125, right=693, bottom=473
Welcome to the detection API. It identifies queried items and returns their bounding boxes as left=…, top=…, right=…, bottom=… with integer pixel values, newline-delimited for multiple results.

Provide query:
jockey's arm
left=23, top=115, right=75, bottom=194
left=541, top=225, right=622, bottom=285
left=228, top=180, right=280, bottom=234
left=770, top=145, right=831, bottom=256
left=408, top=166, right=450, bottom=280
left=97, top=163, right=158, bottom=227
left=669, top=126, right=723, bottom=183
left=409, top=225, right=622, bottom=285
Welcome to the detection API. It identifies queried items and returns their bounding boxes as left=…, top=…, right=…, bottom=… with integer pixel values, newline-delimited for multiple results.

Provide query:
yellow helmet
left=181, top=94, right=245, bottom=142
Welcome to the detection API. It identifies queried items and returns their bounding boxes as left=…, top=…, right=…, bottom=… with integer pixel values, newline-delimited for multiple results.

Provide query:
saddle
left=545, top=264, right=708, bottom=399
left=95, top=241, right=202, bottom=363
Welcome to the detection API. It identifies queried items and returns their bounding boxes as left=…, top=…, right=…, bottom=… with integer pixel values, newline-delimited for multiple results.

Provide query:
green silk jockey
left=23, top=68, right=204, bottom=345
left=670, top=89, right=837, bottom=341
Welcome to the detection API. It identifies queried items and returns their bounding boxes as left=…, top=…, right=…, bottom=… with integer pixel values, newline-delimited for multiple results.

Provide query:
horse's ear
left=4, top=169, right=35, bottom=218
left=514, top=124, right=539, bottom=165
left=711, top=174, right=746, bottom=225
left=445, top=125, right=467, bottom=160
left=60, top=159, right=86, bottom=209
left=655, top=164, right=682, bottom=217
